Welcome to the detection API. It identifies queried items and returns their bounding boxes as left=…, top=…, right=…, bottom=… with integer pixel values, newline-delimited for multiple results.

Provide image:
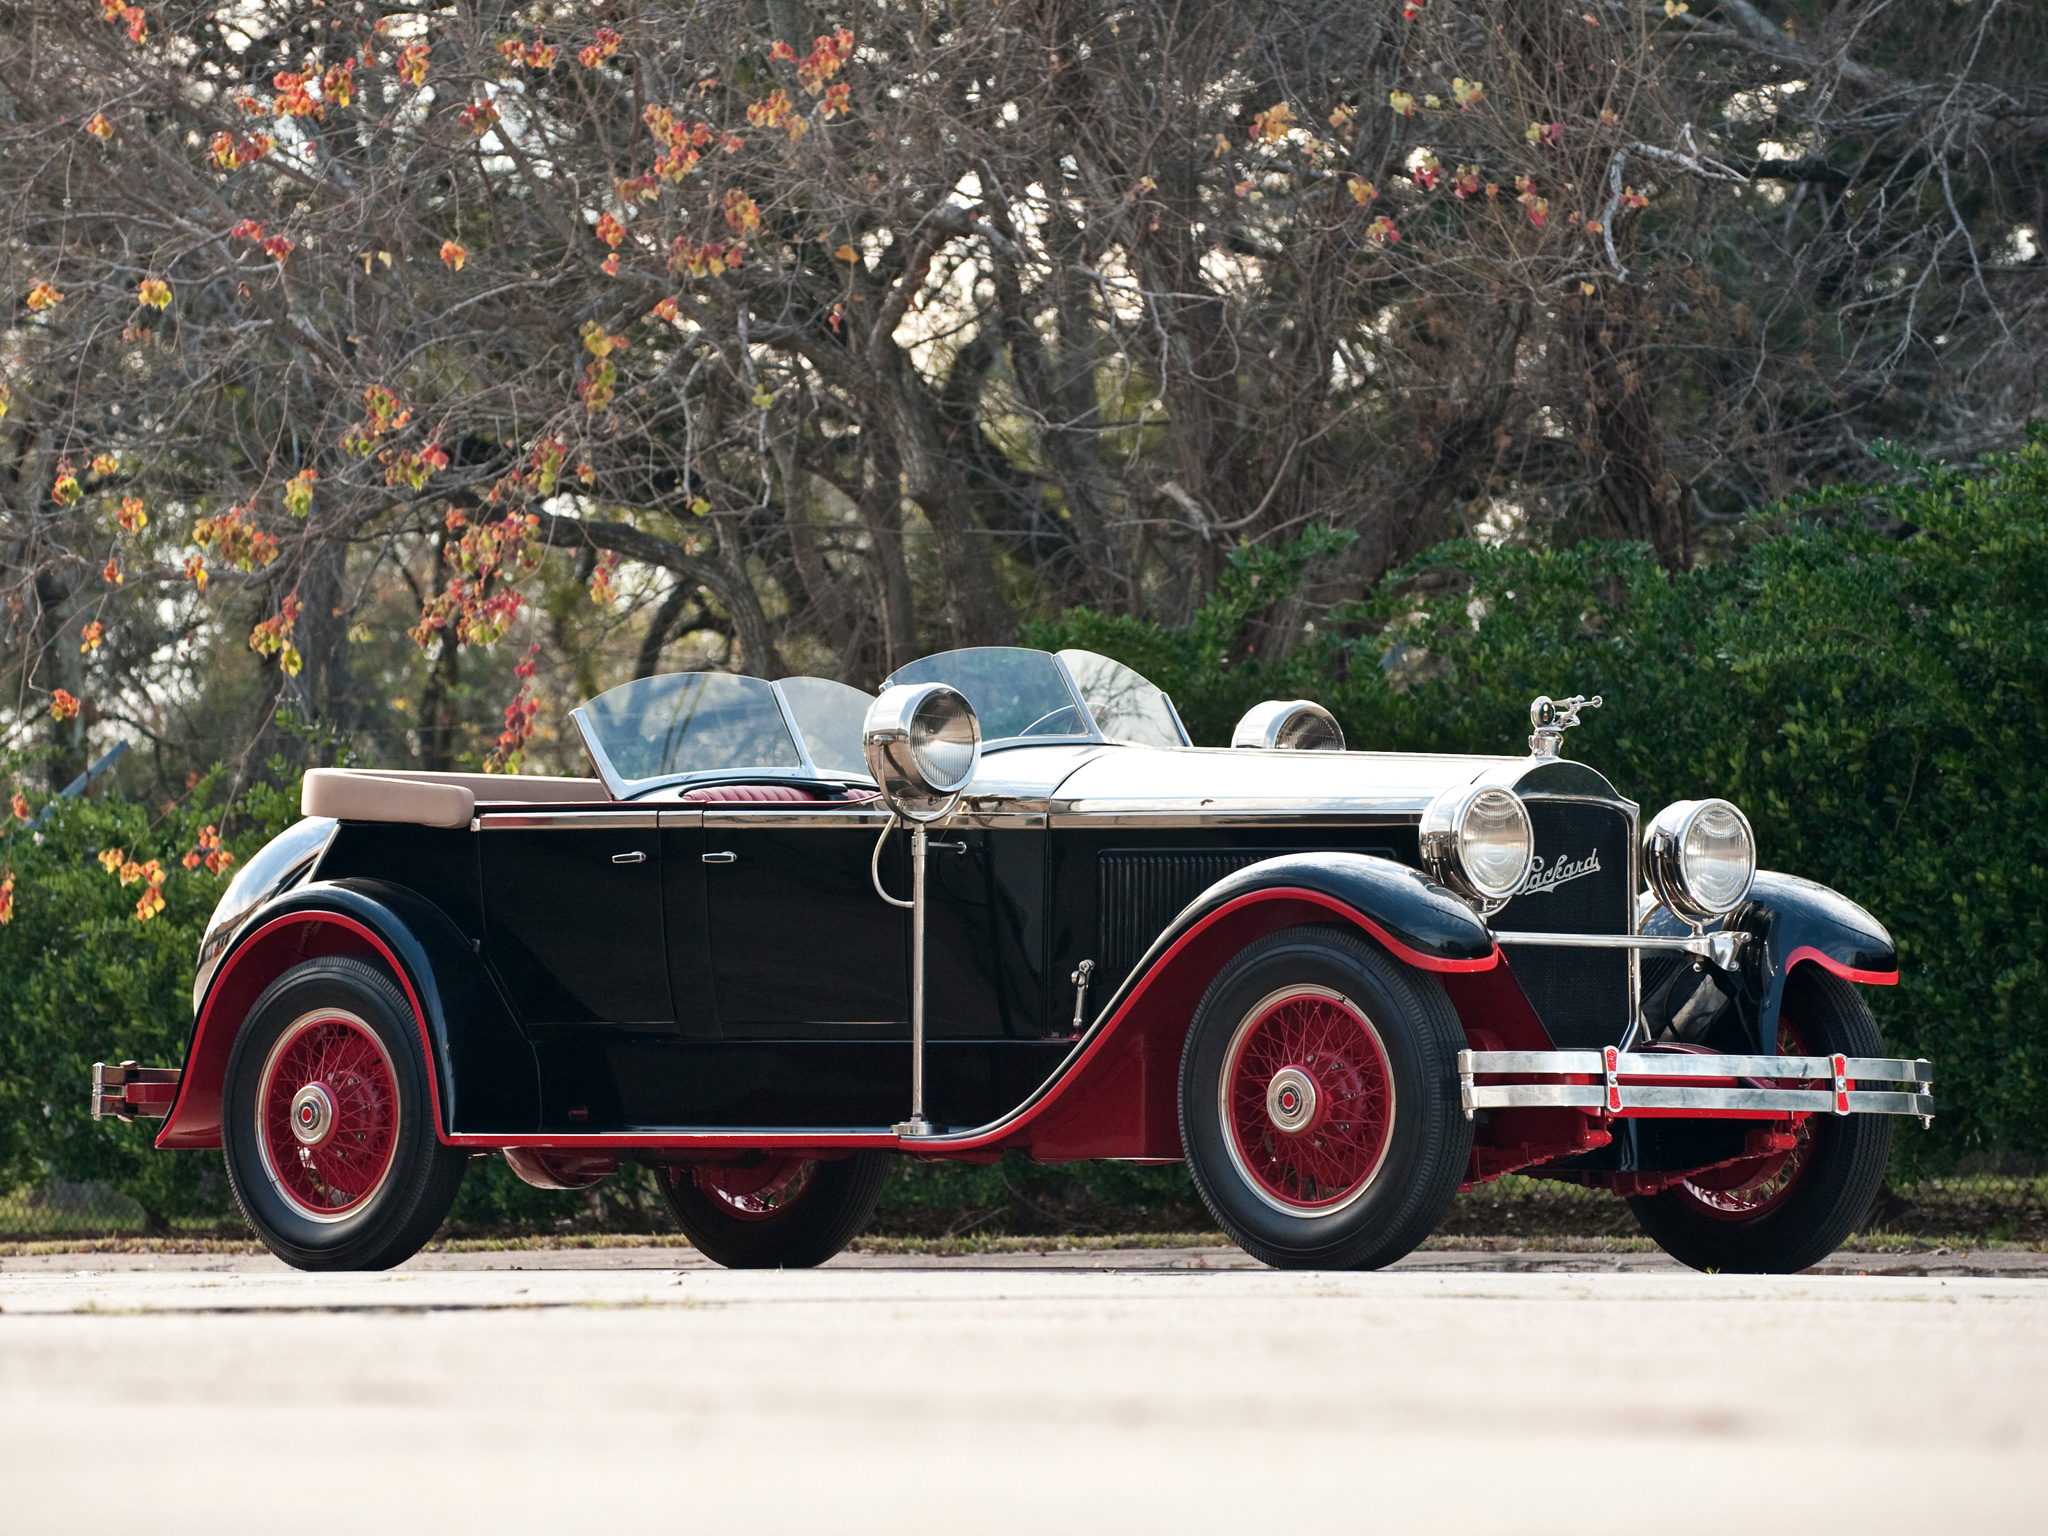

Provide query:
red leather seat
left=680, top=783, right=823, bottom=803
left=677, top=783, right=883, bottom=804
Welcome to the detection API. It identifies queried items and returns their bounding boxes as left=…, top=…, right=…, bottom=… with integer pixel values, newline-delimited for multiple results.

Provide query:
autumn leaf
left=184, top=553, right=208, bottom=593
left=458, top=101, right=500, bottom=136
left=11, top=793, right=29, bottom=822
left=1249, top=102, right=1296, bottom=142
left=440, top=240, right=468, bottom=271
left=1664, top=0, right=1689, bottom=14
left=90, top=453, right=117, bottom=476
left=1388, top=90, right=1415, bottom=118
left=85, top=112, right=114, bottom=141
left=283, top=469, right=316, bottom=517
left=80, top=621, right=104, bottom=653
left=26, top=283, right=62, bottom=313
left=1347, top=176, right=1377, bottom=205
left=262, top=234, right=295, bottom=260
left=833, top=243, right=860, bottom=264
left=578, top=28, right=622, bottom=68
left=1525, top=121, right=1563, bottom=147
left=722, top=189, right=761, bottom=235
left=651, top=296, right=681, bottom=321
left=52, top=459, right=82, bottom=506
left=230, top=219, right=265, bottom=242
left=1329, top=105, right=1355, bottom=133
left=103, top=557, right=122, bottom=585
left=137, top=277, right=171, bottom=310
left=1367, top=216, right=1400, bottom=246
left=589, top=549, right=621, bottom=603
left=397, top=43, right=429, bottom=87
left=50, top=689, right=80, bottom=721
left=0, top=870, right=14, bottom=925
left=1451, top=78, right=1484, bottom=109
left=595, top=211, right=627, bottom=250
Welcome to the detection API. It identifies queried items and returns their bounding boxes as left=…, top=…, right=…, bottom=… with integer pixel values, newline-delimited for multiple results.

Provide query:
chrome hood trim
left=1048, top=745, right=1533, bottom=821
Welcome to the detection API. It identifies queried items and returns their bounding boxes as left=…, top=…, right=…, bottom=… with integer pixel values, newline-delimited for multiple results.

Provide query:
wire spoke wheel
left=1221, top=985, right=1396, bottom=1215
left=1671, top=1021, right=1814, bottom=1221
left=688, top=1155, right=817, bottom=1222
left=256, top=1009, right=401, bottom=1221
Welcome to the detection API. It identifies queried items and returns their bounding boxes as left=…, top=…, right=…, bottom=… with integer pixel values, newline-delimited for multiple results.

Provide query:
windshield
left=574, top=673, right=878, bottom=792
left=1058, top=650, right=1187, bottom=749
left=886, top=647, right=1091, bottom=743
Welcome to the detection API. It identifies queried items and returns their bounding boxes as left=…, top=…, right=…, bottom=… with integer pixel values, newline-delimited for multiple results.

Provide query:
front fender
left=926, top=853, right=1497, bottom=1161
left=1643, top=869, right=1898, bottom=1055
left=157, top=879, right=539, bottom=1149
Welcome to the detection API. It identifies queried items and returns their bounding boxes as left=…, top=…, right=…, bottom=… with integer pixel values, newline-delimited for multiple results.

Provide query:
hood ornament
left=1529, top=694, right=1601, bottom=758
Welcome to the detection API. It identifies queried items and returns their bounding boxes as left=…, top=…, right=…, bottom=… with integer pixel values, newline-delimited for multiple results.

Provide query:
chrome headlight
left=861, top=683, right=981, bottom=822
left=1420, top=785, right=1534, bottom=907
left=1643, top=798, right=1756, bottom=921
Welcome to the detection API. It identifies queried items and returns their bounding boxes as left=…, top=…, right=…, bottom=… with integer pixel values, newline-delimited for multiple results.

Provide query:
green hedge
left=1030, top=432, right=2048, bottom=1167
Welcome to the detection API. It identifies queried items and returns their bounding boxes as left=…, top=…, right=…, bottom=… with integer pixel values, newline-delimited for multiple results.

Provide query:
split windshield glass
left=576, top=673, right=876, bottom=792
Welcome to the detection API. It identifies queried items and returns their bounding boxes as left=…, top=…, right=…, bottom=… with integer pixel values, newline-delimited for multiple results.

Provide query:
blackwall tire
left=658, top=1151, right=889, bottom=1269
left=1178, top=925, right=1473, bottom=1270
left=220, top=956, right=469, bottom=1272
left=1626, top=966, right=1893, bottom=1274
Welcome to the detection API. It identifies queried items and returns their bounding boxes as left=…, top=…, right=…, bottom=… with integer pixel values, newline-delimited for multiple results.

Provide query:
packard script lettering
left=1521, top=848, right=1602, bottom=895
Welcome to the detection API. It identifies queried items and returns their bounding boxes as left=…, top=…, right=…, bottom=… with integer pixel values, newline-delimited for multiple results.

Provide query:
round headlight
left=862, top=683, right=981, bottom=822
left=1643, top=798, right=1756, bottom=921
left=1420, top=785, right=1534, bottom=908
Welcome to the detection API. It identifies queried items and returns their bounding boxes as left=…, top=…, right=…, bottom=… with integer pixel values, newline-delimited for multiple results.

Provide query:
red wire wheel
left=690, top=1155, right=817, bottom=1222
left=1219, top=985, right=1396, bottom=1215
left=1670, top=1020, right=1818, bottom=1221
left=255, top=1010, right=401, bottom=1222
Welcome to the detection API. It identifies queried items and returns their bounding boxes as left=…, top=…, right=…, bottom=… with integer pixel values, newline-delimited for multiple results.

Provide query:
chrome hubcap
left=1265, top=1067, right=1318, bottom=1134
left=289, top=1082, right=337, bottom=1148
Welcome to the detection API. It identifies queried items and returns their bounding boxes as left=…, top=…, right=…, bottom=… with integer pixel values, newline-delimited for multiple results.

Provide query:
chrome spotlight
left=1420, top=784, right=1535, bottom=909
left=862, top=683, right=981, bottom=822
left=861, top=683, right=981, bottom=1140
left=1643, top=798, right=1756, bottom=923
left=1231, top=699, right=1345, bottom=751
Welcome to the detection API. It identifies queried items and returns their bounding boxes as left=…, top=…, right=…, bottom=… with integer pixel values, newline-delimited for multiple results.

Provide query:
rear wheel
left=658, top=1151, right=888, bottom=1268
left=1179, top=926, right=1472, bottom=1270
left=221, top=956, right=468, bottom=1272
left=1626, top=966, right=1892, bottom=1273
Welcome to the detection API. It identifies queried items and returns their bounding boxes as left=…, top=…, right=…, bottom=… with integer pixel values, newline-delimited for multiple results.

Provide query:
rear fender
left=1642, top=869, right=1898, bottom=1056
left=963, top=854, right=1498, bottom=1161
left=157, top=879, right=539, bottom=1149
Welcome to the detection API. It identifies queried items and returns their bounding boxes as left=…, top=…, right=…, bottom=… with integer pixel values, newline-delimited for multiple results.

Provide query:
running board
left=1457, top=1047, right=1934, bottom=1125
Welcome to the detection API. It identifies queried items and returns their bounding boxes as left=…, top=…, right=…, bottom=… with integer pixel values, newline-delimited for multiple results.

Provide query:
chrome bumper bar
left=1458, top=1047, right=1934, bottom=1124
left=90, top=1061, right=181, bottom=1122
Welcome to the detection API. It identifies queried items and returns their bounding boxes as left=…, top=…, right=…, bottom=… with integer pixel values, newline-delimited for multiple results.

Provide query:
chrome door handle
left=702, top=851, right=738, bottom=864
left=611, top=851, right=648, bottom=865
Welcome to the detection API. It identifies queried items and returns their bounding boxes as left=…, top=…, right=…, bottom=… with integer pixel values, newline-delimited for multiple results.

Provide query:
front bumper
left=90, top=1061, right=181, bottom=1122
left=1459, top=1047, right=1934, bottom=1125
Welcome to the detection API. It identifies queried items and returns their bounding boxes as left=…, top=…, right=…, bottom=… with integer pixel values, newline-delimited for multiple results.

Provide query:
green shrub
left=0, top=771, right=302, bottom=1224
left=1032, top=431, right=2048, bottom=1166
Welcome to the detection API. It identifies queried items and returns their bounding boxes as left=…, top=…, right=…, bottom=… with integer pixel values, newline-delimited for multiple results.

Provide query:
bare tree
left=0, top=0, right=2039, bottom=790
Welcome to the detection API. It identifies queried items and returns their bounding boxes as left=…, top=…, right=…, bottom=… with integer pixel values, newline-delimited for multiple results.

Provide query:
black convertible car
left=94, top=646, right=1932, bottom=1273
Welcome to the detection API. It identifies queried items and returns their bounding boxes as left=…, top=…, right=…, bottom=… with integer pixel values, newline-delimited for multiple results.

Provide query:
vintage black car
left=93, top=646, right=1932, bottom=1273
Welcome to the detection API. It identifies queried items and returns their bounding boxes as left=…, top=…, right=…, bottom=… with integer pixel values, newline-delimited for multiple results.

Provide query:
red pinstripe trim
left=925, top=885, right=1499, bottom=1153
left=1785, top=944, right=1898, bottom=987
left=158, top=911, right=447, bottom=1147
left=449, top=1132, right=897, bottom=1150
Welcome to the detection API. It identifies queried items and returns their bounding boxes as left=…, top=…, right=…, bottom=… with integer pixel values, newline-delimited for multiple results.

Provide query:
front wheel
left=1179, top=926, right=1473, bottom=1270
left=1626, top=966, right=1893, bottom=1274
left=221, top=956, right=469, bottom=1271
left=658, top=1151, right=889, bottom=1268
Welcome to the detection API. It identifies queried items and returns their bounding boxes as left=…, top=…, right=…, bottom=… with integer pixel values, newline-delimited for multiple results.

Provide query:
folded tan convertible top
left=301, top=767, right=606, bottom=827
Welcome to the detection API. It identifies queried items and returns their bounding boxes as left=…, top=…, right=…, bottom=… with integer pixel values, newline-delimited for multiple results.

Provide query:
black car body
left=96, top=647, right=1932, bottom=1273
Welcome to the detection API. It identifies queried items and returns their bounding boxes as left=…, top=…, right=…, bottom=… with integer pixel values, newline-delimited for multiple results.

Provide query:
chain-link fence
left=4, top=1160, right=2044, bottom=1245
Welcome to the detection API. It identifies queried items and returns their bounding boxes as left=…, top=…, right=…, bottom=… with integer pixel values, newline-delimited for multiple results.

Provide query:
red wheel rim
left=1220, top=986, right=1395, bottom=1215
left=1673, top=1020, right=1816, bottom=1221
left=688, top=1156, right=816, bottom=1222
left=256, top=1011, right=401, bottom=1221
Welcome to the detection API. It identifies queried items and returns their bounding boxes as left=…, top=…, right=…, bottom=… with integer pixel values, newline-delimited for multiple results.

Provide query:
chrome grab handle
left=702, top=851, right=738, bottom=864
left=611, top=851, right=648, bottom=865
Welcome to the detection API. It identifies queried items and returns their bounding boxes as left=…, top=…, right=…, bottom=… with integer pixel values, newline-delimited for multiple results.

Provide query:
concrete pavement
left=1, top=1249, right=2040, bottom=1533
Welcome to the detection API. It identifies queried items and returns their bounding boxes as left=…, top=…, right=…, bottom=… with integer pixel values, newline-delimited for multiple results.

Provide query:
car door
left=694, top=804, right=909, bottom=1035
left=480, top=808, right=676, bottom=1131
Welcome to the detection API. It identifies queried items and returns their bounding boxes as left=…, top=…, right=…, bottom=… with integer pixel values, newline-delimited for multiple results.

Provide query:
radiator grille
left=1490, top=800, right=1634, bottom=1049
